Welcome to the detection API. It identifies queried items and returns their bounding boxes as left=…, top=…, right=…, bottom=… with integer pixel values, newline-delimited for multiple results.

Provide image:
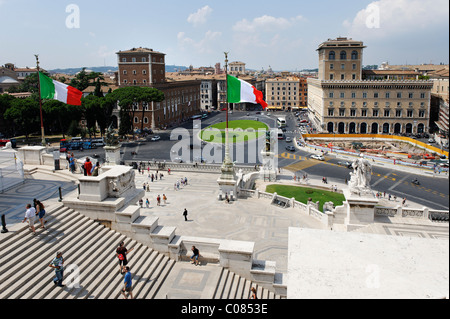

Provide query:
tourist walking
left=116, top=241, right=134, bottom=275
left=163, top=194, right=167, bottom=205
left=146, top=198, right=150, bottom=208
left=121, top=266, right=134, bottom=299
left=49, top=252, right=64, bottom=287
left=36, top=200, right=46, bottom=230
left=157, top=195, right=161, bottom=206
left=250, top=287, right=258, bottom=299
left=22, top=204, right=36, bottom=235
left=183, top=209, right=188, bottom=221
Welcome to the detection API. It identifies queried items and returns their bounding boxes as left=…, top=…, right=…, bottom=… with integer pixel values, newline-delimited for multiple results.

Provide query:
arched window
left=351, top=50, right=358, bottom=60
left=329, top=51, right=335, bottom=60
left=340, top=51, right=347, bottom=60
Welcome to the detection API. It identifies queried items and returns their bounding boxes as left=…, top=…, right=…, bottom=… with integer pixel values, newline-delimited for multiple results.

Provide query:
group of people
left=66, top=153, right=100, bottom=177
left=139, top=194, right=168, bottom=208
left=174, top=177, right=189, bottom=191
left=22, top=199, right=46, bottom=235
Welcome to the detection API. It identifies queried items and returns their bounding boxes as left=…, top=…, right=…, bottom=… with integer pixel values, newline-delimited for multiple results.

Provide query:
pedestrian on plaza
left=146, top=183, right=150, bottom=192
left=163, top=194, right=167, bottom=205
left=146, top=198, right=150, bottom=208
left=177, top=181, right=180, bottom=190
left=139, top=199, right=143, bottom=208
left=157, top=195, right=161, bottom=206
left=151, top=174, right=154, bottom=182
left=121, top=266, right=134, bottom=299
left=49, top=251, right=64, bottom=287
left=22, top=204, right=36, bottom=235
left=185, top=177, right=188, bottom=186
left=143, top=182, right=146, bottom=191
left=116, top=241, right=134, bottom=275
left=402, top=197, right=407, bottom=207
left=190, top=246, right=200, bottom=266
left=174, top=183, right=178, bottom=191
left=168, top=168, right=171, bottom=175
left=388, top=194, right=391, bottom=201
left=36, top=200, right=46, bottom=230
left=69, top=156, right=76, bottom=173
left=183, top=209, right=188, bottom=221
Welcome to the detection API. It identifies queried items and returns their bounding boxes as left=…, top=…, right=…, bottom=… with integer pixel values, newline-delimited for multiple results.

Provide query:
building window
left=329, top=51, right=336, bottom=60
left=330, top=74, right=334, bottom=80
left=350, top=109, right=356, bottom=117
left=397, top=92, right=402, bottom=99
left=142, top=57, right=147, bottom=62
left=123, top=70, right=127, bottom=75
left=374, top=93, right=379, bottom=98
left=363, top=92, right=368, bottom=99
left=352, top=74, right=356, bottom=80
left=133, top=70, right=137, bottom=75
left=420, top=93, right=426, bottom=99
left=419, top=110, right=425, bottom=118
left=351, top=51, right=358, bottom=60
left=134, top=117, right=139, bottom=123
left=386, top=92, right=390, bottom=99
left=341, top=74, right=345, bottom=80
left=122, top=58, right=127, bottom=62
left=373, top=110, right=379, bottom=117
left=384, top=110, right=390, bottom=117
left=143, top=70, right=147, bottom=75
left=329, top=92, right=334, bottom=98
left=330, top=64, right=334, bottom=70
left=340, top=51, right=347, bottom=60
left=361, top=110, right=367, bottom=117
left=339, top=109, right=345, bottom=117
left=352, top=64, right=357, bottom=70
left=409, top=93, right=414, bottom=99
left=144, top=117, right=148, bottom=124
left=396, top=110, right=402, bottom=117
left=132, top=58, right=136, bottom=63
left=328, top=109, right=334, bottom=116
left=341, top=64, right=345, bottom=70
left=340, top=92, right=345, bottom=99
left=407, top=110, right=414, bottom=118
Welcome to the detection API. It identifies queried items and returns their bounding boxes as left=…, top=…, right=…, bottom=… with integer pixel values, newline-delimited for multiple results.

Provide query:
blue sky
left=0, top=0, right=448, bottom=71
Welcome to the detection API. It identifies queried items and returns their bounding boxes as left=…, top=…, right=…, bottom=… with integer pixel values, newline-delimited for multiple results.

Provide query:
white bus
left=277, top=129, right=285, bottom=140
left=277, top=117, right=286, bottom=128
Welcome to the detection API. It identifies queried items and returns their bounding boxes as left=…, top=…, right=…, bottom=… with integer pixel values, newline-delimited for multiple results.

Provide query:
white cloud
left=344, top=0, right=449, bottom=39
left=187, top=5, right=213, bottom=26
left=233, top=15, right=303, bottom=33
left=177, top=30, right=222, bottom=54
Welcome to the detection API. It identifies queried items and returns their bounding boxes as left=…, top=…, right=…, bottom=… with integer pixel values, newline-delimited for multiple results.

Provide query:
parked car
left=286, top=146, right=296, bottom=152
left=428, top=138, right=436, bottom=143
left=285, top=137, right=293, bottom=143
left=310, top=154, right=325, bottom=161
left=151, top=135, right=161, bottom=142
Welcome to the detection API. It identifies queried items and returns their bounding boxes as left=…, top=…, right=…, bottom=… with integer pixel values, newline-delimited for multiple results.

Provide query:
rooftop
left=117, top=47, right=165, bottom=55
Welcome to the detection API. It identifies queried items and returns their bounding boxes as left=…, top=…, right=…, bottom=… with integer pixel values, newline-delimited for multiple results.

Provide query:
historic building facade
left=308, top=38, right=433, bottom=135
left=114, top=47, right=201, bottom=130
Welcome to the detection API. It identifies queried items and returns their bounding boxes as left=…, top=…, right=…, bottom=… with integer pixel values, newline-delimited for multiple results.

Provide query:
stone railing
left=126, top=161, right=257, bottom=174
left=375, top=206, right=449, bottom=222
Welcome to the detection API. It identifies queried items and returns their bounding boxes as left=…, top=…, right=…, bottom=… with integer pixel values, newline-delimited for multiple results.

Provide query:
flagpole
left=35, top=54, right=46, bottom=146
left=224, top=52, right=230, bottom=165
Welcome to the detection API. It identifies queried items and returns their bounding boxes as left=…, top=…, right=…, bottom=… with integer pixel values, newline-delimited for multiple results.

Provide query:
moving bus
left=277, top=117, right=286, bottom=128
left=277, top=129, right=285, bottom=140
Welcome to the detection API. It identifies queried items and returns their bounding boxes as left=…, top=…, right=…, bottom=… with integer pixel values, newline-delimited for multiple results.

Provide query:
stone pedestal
left=104, top=145, right=121, bottom=166
left=343, top=189, right=379, bottom=231
left=217, top=151, right=238, bottom=200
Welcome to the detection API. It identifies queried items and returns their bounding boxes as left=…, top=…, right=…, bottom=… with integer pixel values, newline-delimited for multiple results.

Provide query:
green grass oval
left=201, top=120, right=269, bottom=144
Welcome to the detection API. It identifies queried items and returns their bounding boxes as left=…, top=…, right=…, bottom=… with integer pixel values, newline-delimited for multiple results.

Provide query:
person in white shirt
left=22, top=204, right=36, bottom=235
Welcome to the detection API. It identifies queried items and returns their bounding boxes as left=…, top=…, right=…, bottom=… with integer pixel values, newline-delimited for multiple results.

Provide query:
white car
left=310, top=154, right=325, bottom=161
left=151, top=135, right=161, bottom=142
left=286, top=137, right=293, bottom=143
left=172, top=157, right=183, bottom=163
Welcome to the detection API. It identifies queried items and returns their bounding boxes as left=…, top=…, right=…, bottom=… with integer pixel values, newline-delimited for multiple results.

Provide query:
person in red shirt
left=84, top=158, right=93, bottom=176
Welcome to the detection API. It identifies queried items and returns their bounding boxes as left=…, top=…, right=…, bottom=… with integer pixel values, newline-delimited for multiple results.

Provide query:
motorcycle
left=412, top=179, right=420, bottom=186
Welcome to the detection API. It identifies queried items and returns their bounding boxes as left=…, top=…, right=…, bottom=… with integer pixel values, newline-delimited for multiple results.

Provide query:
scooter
left=412, top=179, right=420, bottom=186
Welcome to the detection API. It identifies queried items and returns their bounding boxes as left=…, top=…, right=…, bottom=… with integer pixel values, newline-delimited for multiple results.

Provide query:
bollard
left=1, top=214, right=8, bottom=233
left=59, top=187, right=63, bottom=202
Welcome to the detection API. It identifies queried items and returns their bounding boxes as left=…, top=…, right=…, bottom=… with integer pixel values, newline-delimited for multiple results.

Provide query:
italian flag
left=39, top=72, right=83, bottom=106
left=227, top=75, right=267, bottom=109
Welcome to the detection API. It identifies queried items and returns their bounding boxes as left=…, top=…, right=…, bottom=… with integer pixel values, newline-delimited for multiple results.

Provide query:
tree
left=109, top=87, right=165, bottom=138
left=69, top=68, right=108, bottom=92
left=4, top=97, right=40, bottom=141
left=0, top=94, right=16, bottom=136
left=42, top=100, right=83, bottom=139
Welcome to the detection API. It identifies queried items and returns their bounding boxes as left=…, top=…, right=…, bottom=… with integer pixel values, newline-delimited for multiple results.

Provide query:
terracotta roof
left=363, top=70, right=420, bottom=75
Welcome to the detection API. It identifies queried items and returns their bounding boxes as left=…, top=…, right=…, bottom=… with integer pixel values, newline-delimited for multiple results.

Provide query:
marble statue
left=348, top=155, right=373, bottom=195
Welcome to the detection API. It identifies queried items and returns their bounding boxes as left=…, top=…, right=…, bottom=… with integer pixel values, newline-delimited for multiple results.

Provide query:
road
left=69, top=110, right=449, bottom=210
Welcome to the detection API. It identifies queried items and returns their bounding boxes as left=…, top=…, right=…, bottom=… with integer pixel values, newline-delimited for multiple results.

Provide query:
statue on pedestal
left=105, top=124, right=119, bottom=147
left=348, top=155, right=373, bottom=195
